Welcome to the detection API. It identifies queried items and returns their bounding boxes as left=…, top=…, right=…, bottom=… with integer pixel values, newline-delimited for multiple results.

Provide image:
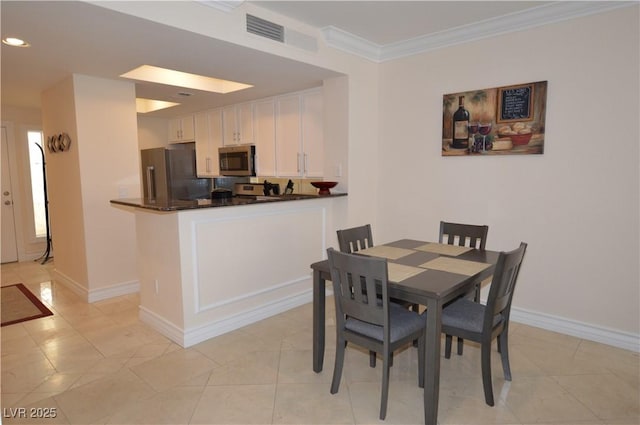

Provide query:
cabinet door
left=222, top=105, right=238, bottom=145
left=275, top=95, right=302, bottom=177
left=254, top=99, right=276, bottom=176
left=301, top=90, right=324, bottom=177
left=180, top=116, right=195, bottom=141
left=194, top=112, right=211, bottom=177
left=168, top=118, right=182, bottom=143
left=208, top=108, right=223, bottom=175
left=237, top=103, right=254, bottom=144
left=169, top=116, right=195, bottom=143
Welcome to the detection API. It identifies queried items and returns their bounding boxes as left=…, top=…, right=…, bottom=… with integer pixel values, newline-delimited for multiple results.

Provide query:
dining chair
left=441, top=242, right=527, bottom=406
left=439, top=221, right=489, bottom=252
left=439, top=221, right=489, bottom=355
left=337, top=223, right=374, bottom=253
left=337, top=224, right=420, bottom=367
left=338, top=225, right=420, bottom=317
left=327, top=248, right=426, bottom=420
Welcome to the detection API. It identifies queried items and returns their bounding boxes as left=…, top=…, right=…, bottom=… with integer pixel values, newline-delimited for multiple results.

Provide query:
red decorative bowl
left=499, top=132, right=532, bottom=146
left=310, top=181, right=338, bottom=195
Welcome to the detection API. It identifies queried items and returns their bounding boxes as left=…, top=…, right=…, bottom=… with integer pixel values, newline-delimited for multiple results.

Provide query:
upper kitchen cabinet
left=223, top=103, right=254, bottom=145
left=276, top=89, right=323, bottom=177
left=168, top=115, right=195, bottom=143
left=253, top=98, right=276, bottom=176
left=195, top=109, right=223, bottom=177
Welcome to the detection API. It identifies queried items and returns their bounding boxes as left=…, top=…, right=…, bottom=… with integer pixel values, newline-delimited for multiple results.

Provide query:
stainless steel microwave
left=218, top=145, right=256, bottom=176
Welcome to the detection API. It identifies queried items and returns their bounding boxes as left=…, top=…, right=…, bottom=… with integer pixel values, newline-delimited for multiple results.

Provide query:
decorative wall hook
left=47, top=133, right=71, bottom=153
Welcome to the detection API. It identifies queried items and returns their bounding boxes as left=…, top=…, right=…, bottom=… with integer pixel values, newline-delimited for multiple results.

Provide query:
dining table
left=310, top=239, right=500, bottom=425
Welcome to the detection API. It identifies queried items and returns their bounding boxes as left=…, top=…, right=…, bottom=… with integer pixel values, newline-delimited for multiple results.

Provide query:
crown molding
left=321, top=25, right=383, bottom=60
left=322, top=1, right=638, bottom=63
left=195, top=0, right=244, bottom=13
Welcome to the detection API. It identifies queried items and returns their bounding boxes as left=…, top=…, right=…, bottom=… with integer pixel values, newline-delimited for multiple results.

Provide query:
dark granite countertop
left=110, top=193, right=347, bottom=212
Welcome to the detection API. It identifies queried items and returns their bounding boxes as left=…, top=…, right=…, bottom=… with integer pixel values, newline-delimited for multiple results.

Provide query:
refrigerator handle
left=146, top=166, right=156, bottom=201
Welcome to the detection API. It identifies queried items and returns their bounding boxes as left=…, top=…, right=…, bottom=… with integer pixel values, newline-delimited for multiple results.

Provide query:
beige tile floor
left=1, top=260, right=639, bottom=425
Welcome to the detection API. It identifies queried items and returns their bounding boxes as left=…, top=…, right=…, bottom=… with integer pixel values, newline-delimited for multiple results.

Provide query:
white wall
left=73, top=75, right=140, bottom=297
left=41, top=75, right=140, bottom=300
left=41, top=77, right=89, bottom=290
left=377, top=7, right=639, bottom=339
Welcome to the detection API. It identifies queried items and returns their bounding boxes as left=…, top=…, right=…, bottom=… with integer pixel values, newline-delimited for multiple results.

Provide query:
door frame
left=2, top=125, right=19, bottom=263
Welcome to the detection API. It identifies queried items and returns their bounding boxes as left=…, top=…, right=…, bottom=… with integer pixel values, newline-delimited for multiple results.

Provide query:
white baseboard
left=139, top=306, right=186, bottom=345
left=139, top=290, right=313, bottom=348
left=52, top=269, right=89, bottom=300
left=51, top=269, right=139, bottom=303
left=510, top=306, right=640, bottom=353
left=87, top=280, right=139, bottom=303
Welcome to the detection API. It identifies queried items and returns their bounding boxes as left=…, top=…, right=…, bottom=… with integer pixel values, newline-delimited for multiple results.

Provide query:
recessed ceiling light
left=2, top=37, right=30, bottom=47
left=120, top=65, right=253, bottom=94
left=135, top=98, right=180, bottom=114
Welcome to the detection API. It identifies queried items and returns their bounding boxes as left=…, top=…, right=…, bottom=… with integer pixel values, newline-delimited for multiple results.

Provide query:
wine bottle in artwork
left=452, top=96, right=470, bottom=149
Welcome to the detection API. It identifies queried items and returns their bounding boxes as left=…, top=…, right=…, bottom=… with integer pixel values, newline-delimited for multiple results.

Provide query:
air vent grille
left=246, top=14, right=284, bottom=43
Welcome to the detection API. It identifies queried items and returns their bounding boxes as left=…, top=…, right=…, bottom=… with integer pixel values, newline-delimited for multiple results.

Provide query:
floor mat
left=1, top=283, right=53, bottom=326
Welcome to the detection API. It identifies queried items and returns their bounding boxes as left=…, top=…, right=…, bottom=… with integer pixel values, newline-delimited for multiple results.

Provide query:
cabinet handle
left=297, top=153, right=301, bottom=173
left=206, top=157, right=211, bottom=173
left=304, top=154, right=308, bottom=173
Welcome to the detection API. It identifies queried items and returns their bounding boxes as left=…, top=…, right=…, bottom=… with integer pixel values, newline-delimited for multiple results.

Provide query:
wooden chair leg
left=380, top=352, right=390, bottom=420
left=444, top=334, right=453, bottom=359
left=418, top=337, right=425, bottom=388
left=480, top=340, right=495, bottom=406
left=331, top=336, right=346, bottom=394
left=474, top=283, right=481, bottom=302
left=369, top=350, right=376, bottom=367
left=498, top=331, right=512, bottom=381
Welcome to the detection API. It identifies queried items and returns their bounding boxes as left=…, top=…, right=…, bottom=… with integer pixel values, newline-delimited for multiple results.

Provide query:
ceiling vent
left=246, top=14, right=284, bottom=43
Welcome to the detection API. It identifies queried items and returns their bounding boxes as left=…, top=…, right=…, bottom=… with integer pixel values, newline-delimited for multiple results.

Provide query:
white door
left=1, top=127, right=19, bottom=263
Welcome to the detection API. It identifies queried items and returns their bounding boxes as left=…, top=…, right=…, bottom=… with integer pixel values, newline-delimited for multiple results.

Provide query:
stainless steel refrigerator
left=141, top=143, right=212, bottom=202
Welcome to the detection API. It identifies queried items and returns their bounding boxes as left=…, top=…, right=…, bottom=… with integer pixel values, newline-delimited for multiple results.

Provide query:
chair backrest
left=484, top=242, right=527, bottom=331
left=327, top=248, right=389, bottom=329
left=439, top=221, right=489, bottom=250
left=337, top=224, right=374, bottom=253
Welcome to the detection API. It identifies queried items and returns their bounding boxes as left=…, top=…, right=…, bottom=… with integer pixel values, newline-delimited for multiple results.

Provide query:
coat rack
left=35, top=143, right=52, bottom=264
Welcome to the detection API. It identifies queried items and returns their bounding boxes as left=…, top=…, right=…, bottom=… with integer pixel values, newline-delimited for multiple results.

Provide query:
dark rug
left=1, top=283, right=53, bottom=326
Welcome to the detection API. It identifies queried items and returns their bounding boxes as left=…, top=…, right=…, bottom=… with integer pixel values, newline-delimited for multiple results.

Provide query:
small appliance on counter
left=284, top=179, right=294, bottom=195
left=211, top=188, right=233, bottom=200
left=233, top=181, right=281, bottom=197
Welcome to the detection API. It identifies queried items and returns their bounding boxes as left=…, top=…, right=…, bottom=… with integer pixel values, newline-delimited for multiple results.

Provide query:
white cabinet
left=222, top=103, right=253, bottom=145
left=195, top=109, right=222, bottom=177
left=253, top=99, right=276, bottom=176
left=168, top=115, right=195, bottom=143
left=301, top=90, right=324, bottom=177
left=275, top=89, right=323, bottom=177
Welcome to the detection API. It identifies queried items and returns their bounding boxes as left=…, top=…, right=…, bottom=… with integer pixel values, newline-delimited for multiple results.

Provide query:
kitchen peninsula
left=110, top=193, right=347, bottom=347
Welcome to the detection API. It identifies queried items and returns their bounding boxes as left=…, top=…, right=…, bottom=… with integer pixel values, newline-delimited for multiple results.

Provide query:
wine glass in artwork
left=468, top=122, right=479, bottom=152
left=478, top=122, right=492, bottom=152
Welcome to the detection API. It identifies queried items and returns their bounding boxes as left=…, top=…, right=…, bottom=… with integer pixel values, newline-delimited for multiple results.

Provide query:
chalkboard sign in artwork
left=442, top=81, right=547, bottom=157
left=498, top=84, right=534, bottom=123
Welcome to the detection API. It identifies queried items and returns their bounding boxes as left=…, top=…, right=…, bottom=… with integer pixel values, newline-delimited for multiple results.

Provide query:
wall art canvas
left=442, top=81, right=547, bottom=156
